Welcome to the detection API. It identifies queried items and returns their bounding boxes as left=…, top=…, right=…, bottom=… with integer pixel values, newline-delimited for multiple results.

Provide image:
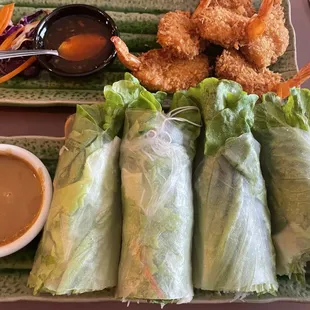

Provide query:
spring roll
left=187, top=78, right=278, bottom=295
left=117, top=88, right=201, bottom=302
left=253, top=89, right=310, bottom=281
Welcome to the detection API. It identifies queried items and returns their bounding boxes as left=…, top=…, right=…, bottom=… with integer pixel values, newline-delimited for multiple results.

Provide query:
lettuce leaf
left=186, top=78, right=278, bottom=294
left=187, top=78, right=257, bottom=155
left=129, top=90, right=163, bottom=111
left=253, top=88, right=310, bottom=281
left=104, top=73, right=166, bottom=108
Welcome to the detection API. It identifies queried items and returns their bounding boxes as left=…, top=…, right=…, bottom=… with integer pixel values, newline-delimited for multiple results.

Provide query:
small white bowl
left=0, top=144, right=52, bottom=258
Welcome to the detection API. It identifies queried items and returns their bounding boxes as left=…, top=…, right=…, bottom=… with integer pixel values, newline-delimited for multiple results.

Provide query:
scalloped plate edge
left=0, top=0, right=299, bottom=107
left=0, top=135, right=64, bottom=141
left=1, top=295, right=310, bottom=304
left=286, top=0, right=299, bottom=71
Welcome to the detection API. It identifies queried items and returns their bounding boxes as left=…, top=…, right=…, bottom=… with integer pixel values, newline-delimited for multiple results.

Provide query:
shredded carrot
left=143, top=265, right=164, bottom=299
left=132, top=240, right=164, bottom=299
left=0, top=26, right=24, bottom=51
left=0, top=6, right=9, bottom=34
left=139, top=247, right=163, bottom=299
left=0, top=3, right=15, bottom=35
left=0, top=56, right=36, bottom=84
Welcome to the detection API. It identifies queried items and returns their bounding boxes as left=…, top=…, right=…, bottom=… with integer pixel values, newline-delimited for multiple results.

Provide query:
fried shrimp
left=157, top=10, right=205, bottom=59
left=220, top=0, right=255, bottom=16
left=216, top=49, right=310, bottom=98
left=215, top=49, right=281, bottom=96
left=111, top=36, right=209, bottom=93
left=192, top=0, right=274, bottom=49
left=195, top=0, right=255, bottom=17
left=241, top=0, right=289, bottom=68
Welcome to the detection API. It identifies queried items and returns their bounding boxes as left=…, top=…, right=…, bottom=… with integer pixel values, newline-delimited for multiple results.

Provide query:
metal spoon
left=0, top=49, right=60, bottom=60
left=0, top=34, right=107, bottom=61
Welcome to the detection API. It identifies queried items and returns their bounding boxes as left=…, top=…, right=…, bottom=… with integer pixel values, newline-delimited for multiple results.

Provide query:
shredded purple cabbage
left=20, top=10, right=46, bottom=25
left=0, top=25, right=21, bottom=45
left=0, top=10, right=47, bottom=78
left=0, top=10, right=46, bottom=44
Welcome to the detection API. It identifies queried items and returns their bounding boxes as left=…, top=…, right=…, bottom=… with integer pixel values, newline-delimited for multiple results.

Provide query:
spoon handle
left=0, top=49, right=59, bottom=60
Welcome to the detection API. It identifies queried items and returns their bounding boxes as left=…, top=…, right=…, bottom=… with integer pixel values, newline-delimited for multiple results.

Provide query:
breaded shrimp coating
left=192, top=0, right=274, bottom=49
left=215, top=49, right=281, bottom=96
left=134, top=51, right=209, bottom=92
left=241, top=1, right=289, bottom=68
left=193, top=7, right=249, bottom=49
left=157, top=10, right=204, bottom=59
left=216, top=50, right=310, bottom=98
left=111, top=36, right=209, bottom=93
left=208, top=0, right=255, bottom=17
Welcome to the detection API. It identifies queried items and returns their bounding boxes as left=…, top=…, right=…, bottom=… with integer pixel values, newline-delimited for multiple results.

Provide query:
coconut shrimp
left=215, top=49, right=281, bottom=95
left=111, top=36, right=209, bottom=93
left=192, top=0, right=274, bottom=49
left=240, top=0, right=289, bottom=68
left=194, top=0, right=255, bottom=17
left=157, top=10, right=205, bottom=59
left=216, top=49, right=310, bottom=98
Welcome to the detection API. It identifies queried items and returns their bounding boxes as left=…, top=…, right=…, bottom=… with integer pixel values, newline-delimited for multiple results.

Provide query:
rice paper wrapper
left=255, top=127, right=310, bottom=278
left=117, top=110, right=195, bottom=302
left=253, top=89, right=310, bottom=280
left=28, top=109, right=122, bottom=295
left=193, top=133, right=278, bottom=294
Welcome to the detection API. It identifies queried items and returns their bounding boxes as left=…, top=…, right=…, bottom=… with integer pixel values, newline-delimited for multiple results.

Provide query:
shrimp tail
left=247, top=0, right=274, bottom=42
left=110, top=36, right=141, bottom=71
left=192, top=0, right=212, bottom=19
left=276, top=62, right=310, bottom=98
left=258, top=0, right=274, bottom=18
left=289, top=62, right=310, bottom=87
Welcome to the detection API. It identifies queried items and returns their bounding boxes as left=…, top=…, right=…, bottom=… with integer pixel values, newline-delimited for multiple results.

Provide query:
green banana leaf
left=187, top=78, right=278, bottom=294
left=116, top=88, right=201, bottom=302
left=253, top=88, right=310, bottom=282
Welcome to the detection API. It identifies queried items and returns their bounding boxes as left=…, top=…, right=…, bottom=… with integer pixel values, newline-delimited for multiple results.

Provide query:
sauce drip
left=0, top=154, right=43, bottom=246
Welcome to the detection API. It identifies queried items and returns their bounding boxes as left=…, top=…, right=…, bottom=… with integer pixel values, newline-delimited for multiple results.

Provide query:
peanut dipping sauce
left=0, top=154, right=43, bottom=246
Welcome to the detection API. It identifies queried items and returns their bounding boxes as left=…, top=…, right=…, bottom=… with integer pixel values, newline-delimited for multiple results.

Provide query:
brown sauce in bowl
left=0, top=154, right=43, bottom=246
left=44, top=15, right=115, bottom=74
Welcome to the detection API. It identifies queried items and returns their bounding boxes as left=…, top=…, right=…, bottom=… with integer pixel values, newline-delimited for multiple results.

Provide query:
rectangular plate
left=0, top=135, right=310, bottom=303
left=0, top=0, right=298, bottom=107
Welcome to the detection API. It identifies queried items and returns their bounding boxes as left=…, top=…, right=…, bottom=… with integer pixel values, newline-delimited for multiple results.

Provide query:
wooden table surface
left=0, top=1, right=310, bottom=309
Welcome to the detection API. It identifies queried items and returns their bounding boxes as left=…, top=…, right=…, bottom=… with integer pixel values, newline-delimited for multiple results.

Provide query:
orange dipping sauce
left=44, top=15, right=115, bottom=74
left=0, top=154, right=43, bottom=246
